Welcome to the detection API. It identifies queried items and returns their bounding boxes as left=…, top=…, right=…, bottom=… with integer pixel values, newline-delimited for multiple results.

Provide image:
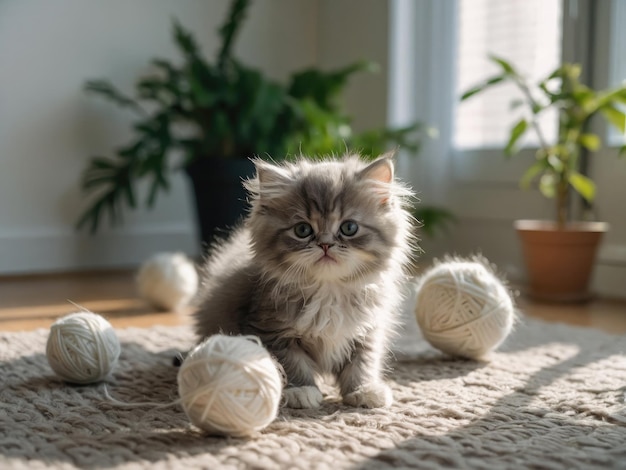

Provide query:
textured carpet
left=2, top=312, right=626, bottom=469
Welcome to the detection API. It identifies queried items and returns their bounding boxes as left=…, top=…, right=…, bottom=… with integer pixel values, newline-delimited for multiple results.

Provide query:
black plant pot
left=184, top=157, right=256, bottom=253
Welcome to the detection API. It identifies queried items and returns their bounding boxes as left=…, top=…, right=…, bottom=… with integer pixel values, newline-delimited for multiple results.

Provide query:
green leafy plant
left=461, top=56, right=626, bottom=227
left=282, top=61, right=422, bottom=158
left=77, top=0, right=450, bottom=236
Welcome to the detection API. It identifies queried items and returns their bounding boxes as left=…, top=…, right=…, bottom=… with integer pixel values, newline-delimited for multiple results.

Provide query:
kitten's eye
left=339, top=220, right=359, bottom=236
left=294, top=222, right=313, bottom=238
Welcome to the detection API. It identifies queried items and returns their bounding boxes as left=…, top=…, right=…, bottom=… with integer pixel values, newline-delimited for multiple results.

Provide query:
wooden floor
left=0, top=270, right=192, bottom=332
left=1, top=269, right=625, bottom=334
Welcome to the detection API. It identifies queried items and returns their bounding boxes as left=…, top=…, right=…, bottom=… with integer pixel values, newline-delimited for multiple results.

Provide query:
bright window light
left=453, top=0, right=562, bottom=150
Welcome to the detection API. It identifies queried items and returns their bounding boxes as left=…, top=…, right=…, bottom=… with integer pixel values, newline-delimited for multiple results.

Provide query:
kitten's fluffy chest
left=291, top=284, right=375, bottom=370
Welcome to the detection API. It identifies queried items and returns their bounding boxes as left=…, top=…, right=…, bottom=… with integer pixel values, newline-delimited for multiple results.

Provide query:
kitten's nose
left=319, top=243, right=335, bottom=253
left=317, top=233, right=335, bottom=253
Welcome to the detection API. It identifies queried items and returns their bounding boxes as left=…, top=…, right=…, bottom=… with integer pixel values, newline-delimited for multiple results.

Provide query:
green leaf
left=566, top=63, right=583, bottom=80
left=593, top=86, right=626, bottom=111
left=147, top=175, right=162, bottom=207
left=460, top=85, right=485, bottom=101
left=489, top=55, right=517, bottom=76
left=504, top=118, right=528, bottom=155
left=76, top=187, right=125, bottom=233
left=123, top=183, right=136, bottom=208
left=614, top=88, right=626, bottom=104
left=460, top=75, right=505, bottom=101
left=578, top=133, right=601, bottom=151
left=82, top=175, right=116, bottom=190
left=484, top=74, right=506, bottom=86
left=569, top=171, right=596, bottom=202
left=88, top=156, right=117, bottom=170
left=538, top=79, right=562, bottom=105
left=76, top=201, right=102, bottom=233
left=76, top=152, right=143, bottom=233
left=620, top=144, right=626, bottom=157
left=85, top=80, right=144, bottom=115
left=217, top=0, right=251, bottom=69
left=539, top=173, right=557, bottom=199
left=288, top=61, right=374, bottom=111
left=519, top=160, right=546, bottom=188
left=135, top=76, right=180, bottom=106
left=547, top=154, right=564, bottom=173
left=601, top=105, right=626, bottom=134
left=117, top=140, right=145, bottom=160
left=572, top=86, right=595, bottom=103
left=172, top=18, right=201, bottom=60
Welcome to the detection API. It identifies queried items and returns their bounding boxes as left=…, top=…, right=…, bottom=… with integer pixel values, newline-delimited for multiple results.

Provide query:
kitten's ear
left=253, top=159, right=291, bottom=199
left=358, top=154, right=395, bottom=203
left=359, top=153, right=395, bottom=184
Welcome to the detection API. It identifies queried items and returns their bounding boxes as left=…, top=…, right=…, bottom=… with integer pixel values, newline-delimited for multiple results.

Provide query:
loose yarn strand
left=101, top=384, right=181, bottom=409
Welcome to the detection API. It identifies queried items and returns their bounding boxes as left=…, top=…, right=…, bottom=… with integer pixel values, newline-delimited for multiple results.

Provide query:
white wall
left=0, top=0, right=318, bottom=274
left=317, top=0, right=389, bottom=132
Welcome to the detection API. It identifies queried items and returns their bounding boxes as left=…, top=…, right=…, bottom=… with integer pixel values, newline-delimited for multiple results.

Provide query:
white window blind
left=453, top=0, right=562, bottom=150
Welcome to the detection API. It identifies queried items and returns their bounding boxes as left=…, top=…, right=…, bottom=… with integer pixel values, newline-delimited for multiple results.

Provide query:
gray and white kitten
left=193, top=153, right=415, bottom=409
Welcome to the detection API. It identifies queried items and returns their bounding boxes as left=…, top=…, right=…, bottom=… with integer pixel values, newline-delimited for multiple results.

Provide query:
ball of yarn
left=414, top=257, right=515, bottom=359
left=137, top=252, right=198, bottom=311
left=178, top=335, right=283, bottom=437
left=46, top=312, right=121, bottom=384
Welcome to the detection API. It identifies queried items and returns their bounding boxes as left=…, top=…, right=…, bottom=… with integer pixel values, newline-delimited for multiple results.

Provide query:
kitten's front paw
left=284, top=385, right=324, bottom=409
left=343, top=383, right=393, bottom=408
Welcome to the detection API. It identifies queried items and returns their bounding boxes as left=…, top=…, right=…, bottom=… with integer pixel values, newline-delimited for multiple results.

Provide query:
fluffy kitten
left=193, top=153, right=415, bottom=409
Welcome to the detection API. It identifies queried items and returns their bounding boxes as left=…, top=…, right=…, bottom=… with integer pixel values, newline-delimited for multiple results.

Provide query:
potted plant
left=461, top=57, right=626, bottom=301
left=77, top=0, right=429, bottom=249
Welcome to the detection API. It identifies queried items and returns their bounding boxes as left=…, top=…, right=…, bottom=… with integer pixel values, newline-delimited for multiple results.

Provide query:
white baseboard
left=0, top=226, right=199, bottom=275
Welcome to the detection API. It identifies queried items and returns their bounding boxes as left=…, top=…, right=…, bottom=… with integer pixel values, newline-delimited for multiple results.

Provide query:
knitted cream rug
left=1, top=314, right=626, bottom=470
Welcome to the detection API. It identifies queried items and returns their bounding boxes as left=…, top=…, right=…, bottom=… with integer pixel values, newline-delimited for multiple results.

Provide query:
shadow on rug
left=1, top=316, right=625, bottom=469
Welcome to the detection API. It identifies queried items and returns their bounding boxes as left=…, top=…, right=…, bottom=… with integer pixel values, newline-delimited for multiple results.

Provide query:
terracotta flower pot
left=514, top=219, right=609, bottom=302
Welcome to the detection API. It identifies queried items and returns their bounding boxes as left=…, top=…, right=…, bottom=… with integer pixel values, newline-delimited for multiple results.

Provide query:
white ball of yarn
left=178, top=335, right=283, bottom=437
left=46, top=312, right=121, bottom=384
left=414, top=258, right=515, bottom=359
left=137, top=252, right=198, bottom=311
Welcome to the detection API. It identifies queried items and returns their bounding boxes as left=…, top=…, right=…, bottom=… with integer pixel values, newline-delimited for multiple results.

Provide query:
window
left=608, top=0, right=626, bottom=145
left=388, top=0, right=626, bottom=297
left=453, top=0, right=563, bottom=150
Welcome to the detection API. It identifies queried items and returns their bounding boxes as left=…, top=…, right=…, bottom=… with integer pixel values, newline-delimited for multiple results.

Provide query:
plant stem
left=514, top=73, right=571, bottom=227
left=513, top=76, right=551, bottom=154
